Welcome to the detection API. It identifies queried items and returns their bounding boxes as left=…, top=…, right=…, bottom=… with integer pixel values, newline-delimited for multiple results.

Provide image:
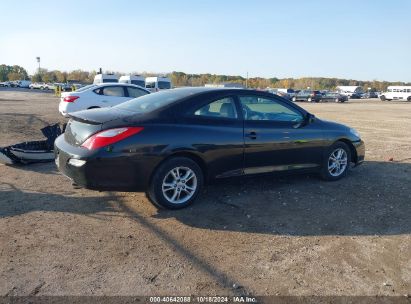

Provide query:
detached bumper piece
left=0, top=124, right=64, bottom=165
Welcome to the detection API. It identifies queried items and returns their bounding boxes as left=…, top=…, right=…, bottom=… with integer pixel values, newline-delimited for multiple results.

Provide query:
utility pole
left=36, top=57, right=41, bottom=75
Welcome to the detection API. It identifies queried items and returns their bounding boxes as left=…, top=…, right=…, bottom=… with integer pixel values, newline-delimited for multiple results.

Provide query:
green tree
left=7, top=72, right=22, bottom=81
left=0, top=64, right=28, bottom=81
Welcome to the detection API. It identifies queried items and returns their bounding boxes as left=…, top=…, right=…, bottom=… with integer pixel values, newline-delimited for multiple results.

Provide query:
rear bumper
left=58, top=102, right=71, bottom=117
left=54, top=135, right=158, bottom=191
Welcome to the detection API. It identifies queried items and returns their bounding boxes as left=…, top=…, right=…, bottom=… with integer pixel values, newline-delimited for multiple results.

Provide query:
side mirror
left=293, top=113, right=314, bottom=129
left=307, top=113, right=315, bottom=123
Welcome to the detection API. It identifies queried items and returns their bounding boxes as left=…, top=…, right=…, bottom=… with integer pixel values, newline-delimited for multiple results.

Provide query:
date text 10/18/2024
left=149, top=296, right=257, bottom=303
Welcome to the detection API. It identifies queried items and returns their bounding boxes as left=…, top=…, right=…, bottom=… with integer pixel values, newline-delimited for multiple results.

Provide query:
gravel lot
left=0, top=88, right=410, bottom=297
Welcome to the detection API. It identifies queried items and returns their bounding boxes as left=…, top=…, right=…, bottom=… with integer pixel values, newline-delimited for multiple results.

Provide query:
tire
left=407, top=96, right=411, bottom=102
left=320, top=142, right=351, bottom=181
left=380, top=95, right=386, bottom=101
left=147, top=157, right=204, bottom=209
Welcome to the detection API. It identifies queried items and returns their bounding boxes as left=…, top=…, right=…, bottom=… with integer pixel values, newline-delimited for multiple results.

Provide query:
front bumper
left=352, top=140, right=365, bottom=166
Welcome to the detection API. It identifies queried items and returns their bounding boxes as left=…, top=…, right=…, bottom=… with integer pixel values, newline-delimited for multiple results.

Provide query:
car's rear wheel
left=407, top=96, right=411, bottom=102
left=380, top=95, right=386, bottom=101
left=320, top=142, right=351, bottom=181
left=147, top=157, right=203, bottom=209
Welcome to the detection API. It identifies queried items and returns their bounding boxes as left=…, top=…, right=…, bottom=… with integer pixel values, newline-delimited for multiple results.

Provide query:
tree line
left=0, top=64, right=29, bottom=82
left=169, top=72, right=410, bottom=92
left=1, top=64, right=409, bottom=91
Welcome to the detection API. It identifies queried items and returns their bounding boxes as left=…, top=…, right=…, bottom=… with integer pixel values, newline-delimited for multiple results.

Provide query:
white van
left=17, top=80, right=32, bottom=88
left=380, top=86, right=411, bottom=101
left=93, top=74, right=119, bottom=84
left=336, top=86, right=364, bottom=97
left=145, top=76, right=172, bottom=92
left=119, top=75, right=145, bottom=88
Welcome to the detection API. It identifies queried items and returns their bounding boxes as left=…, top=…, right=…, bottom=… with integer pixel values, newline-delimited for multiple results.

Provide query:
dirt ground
left=0, top=88, right=410, bottom=297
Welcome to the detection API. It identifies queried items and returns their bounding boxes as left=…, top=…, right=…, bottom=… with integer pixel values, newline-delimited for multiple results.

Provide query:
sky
left=1, top=0, right=410, bottom=82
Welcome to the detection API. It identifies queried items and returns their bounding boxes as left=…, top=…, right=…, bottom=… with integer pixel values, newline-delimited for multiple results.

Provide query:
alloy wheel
left=162, top=166, right=197, bottom=204
left=328, top=148, right=348, bottom=177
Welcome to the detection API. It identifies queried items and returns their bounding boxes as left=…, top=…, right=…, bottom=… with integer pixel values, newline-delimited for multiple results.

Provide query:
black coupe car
left=55, top=88, right=365, bottom=209
left=292, top=90, right=323, bottom=102
left=321, top=92, right=348, bottom=103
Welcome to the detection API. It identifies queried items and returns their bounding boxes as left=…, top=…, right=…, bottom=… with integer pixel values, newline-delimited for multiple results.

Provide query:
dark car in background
left=321, top=92, right=348, bottom=103
left=349, top=93, right=362, bottom=99
left=292, top=90, right=323, bottom=102
left=55, top=88, right=365, bottom=209
left=362, top=92, right=378, bottom=99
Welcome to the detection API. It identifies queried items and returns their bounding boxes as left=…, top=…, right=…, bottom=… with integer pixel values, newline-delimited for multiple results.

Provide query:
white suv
left=58, top=83, right=150, bottom=117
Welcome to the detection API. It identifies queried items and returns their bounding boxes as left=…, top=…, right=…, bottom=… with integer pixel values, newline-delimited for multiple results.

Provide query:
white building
left=204, top=83, right=245, bottom=89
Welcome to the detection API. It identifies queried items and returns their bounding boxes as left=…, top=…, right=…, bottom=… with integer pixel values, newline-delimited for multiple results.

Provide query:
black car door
left=237, top=94, right=325, bottom=174
left=180, top=95, right=244, bottom=179
left=299, top=90, right=309, bottom=101
left=322, top=93, right=331, bottom=102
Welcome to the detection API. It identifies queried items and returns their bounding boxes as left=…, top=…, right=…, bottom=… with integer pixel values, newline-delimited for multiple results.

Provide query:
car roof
left=151, top=87, right=307, bottom=105
left=95, top=82, right=149, bottom=90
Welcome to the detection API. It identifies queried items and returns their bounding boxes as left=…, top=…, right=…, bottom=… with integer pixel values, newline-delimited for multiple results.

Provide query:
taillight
left=63, top=96, right=79, bottom=102
left=81, top=127, right=144, bottom=150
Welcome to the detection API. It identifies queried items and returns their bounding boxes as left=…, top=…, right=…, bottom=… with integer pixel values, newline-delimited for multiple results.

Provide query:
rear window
left=102, top=79, right=118, bottom=83
left=116, top=89, right=193, bottom=113
left=75, top=84, right=97, bottom=92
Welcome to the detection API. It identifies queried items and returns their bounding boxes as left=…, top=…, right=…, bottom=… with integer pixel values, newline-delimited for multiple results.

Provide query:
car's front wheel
left=320, top=142, right=351, bottom=181
left=147, top=157, right=203, bottom=209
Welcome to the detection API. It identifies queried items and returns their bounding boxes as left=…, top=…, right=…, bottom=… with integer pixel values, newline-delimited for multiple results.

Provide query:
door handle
left=246, top=131, right=257, bottom=139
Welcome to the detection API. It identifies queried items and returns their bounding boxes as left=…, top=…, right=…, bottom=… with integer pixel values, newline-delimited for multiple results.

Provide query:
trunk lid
left=64, top=108, right=135, bottom=146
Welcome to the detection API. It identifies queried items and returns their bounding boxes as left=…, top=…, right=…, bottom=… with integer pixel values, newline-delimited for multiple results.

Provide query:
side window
left=102, top=86, right=125, bottom=97
left=194, top=97, right=238, bottom=119
left=127, top=87, right=147, bottom=98
left=239, top=96, right=303, bottom=122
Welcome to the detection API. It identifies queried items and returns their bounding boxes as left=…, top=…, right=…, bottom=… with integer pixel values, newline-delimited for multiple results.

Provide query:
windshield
left=102, top=79, right=118, bottom=83
left=145, top=82, right=155, bottom=89
left=145, top=81, right=171, bottom=89
left=116, top=89, right=193, bottom=113
left=158, top=81, right=171, bottom=89
left=131, top=80, right=145, bottom=87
